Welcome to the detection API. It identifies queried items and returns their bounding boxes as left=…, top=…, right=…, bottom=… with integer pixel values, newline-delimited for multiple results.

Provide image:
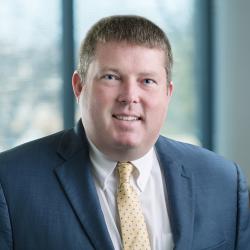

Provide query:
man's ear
left=72, top=71, right=83, bottom=100
left=167, top=81, right=173, bottom=96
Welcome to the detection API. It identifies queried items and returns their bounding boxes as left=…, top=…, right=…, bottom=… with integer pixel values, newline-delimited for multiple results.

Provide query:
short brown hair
left=77, top=15, right=173, bottom=83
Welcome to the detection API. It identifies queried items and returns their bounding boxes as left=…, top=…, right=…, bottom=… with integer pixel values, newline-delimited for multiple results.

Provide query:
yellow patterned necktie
left=116, top=162, right=151, bottom=250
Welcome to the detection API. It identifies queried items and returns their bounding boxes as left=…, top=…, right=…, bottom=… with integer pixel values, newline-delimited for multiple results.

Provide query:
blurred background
left=0, top=0, right=249, bottom=186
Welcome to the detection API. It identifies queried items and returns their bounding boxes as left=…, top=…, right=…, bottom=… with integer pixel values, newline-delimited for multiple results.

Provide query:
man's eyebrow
left=138, top=71, right=159, bottom=77
left=99, top=67, right=120, bottom=74
left=98, top=68, right=162, bottom=77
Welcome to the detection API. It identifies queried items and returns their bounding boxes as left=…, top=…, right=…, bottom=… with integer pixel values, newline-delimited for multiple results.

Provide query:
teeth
left=115, top=115, right=139, bottom=121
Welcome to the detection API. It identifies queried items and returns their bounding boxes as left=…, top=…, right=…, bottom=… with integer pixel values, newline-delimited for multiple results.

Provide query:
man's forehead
left=92, top=41, right=166, bottom=65
left=95, top=40, right=164, bottom=53
left=85, top=41, right=167, bottom=77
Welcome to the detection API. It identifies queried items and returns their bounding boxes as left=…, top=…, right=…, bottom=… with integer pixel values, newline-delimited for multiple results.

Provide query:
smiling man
left=72, top=40, right=172, bottom=161
left=0, top=15, right=249, bottom=250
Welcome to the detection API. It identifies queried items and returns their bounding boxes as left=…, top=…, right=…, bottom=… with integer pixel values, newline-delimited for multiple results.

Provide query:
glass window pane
left=0, top=0, right=63, bottom=151
left=74, top=0, right=199, bottom=145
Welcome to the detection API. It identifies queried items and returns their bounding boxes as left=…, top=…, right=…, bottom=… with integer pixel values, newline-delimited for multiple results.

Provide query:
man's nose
left=117, top=80, right=140, bottom=104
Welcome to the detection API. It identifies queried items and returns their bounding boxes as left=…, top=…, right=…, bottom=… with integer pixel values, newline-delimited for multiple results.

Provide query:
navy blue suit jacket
left=0, top=121, right=249, bottom=249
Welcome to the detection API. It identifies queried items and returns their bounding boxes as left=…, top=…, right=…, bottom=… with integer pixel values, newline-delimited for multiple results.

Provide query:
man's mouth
left=112, top=115, right=141, bottom=121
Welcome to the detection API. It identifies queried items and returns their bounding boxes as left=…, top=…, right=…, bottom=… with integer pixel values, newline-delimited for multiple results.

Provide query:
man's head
left=77, top=15, right=173, bottom=84
left=72, top=15, right=173, bottom=161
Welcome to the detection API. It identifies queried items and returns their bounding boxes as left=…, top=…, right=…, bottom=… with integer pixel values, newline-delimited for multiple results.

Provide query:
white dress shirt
left=88, top=139, right=174, bottom=250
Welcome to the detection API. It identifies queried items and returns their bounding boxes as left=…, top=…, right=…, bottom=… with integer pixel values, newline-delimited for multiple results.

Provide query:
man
left=0, top=15, right=249, bottom=250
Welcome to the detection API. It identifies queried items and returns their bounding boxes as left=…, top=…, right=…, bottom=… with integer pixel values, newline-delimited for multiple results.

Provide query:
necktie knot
left=117, top=162, right=133, bottom=185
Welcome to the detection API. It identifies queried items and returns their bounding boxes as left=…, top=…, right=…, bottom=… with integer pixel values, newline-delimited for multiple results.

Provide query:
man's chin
left=114, top=140, right=139, bottom=150
left=112, top=135, right=141, bottom=149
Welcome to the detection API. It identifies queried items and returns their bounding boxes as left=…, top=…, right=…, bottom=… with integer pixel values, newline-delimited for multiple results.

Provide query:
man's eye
left=143, top=79, right=156, bottom=85
left=103, top=74, right=119, bottom=80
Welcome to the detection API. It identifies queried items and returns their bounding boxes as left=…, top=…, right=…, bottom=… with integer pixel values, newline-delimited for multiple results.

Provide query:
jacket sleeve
left=235, top=164, right=250, bottom=249
left=0, top=182, right=13, bottom=250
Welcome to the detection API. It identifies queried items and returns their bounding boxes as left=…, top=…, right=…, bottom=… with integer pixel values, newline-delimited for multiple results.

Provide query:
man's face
left=72, top=41, right=173, bottom=161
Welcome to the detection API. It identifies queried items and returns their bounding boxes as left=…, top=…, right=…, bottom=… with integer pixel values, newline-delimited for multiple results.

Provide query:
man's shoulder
left=156, top=135, right=237, bottom=174
left=0, top=130, right=65, bottom=159
left=157, top=135, right=225, bottom=158
left=0, top=130, right=73, bottom=178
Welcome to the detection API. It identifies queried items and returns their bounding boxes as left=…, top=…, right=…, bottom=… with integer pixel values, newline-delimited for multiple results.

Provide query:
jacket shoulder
left=0, top=130, right=70, bottom=178
left=0, top=130, right=65, bottom=160
left=156, top=135, right=237, bottom=175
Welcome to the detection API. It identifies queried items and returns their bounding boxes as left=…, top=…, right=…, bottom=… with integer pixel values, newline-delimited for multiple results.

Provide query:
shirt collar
left=87, top=138, right=117, bottom=190
left=87, top=137, right=154, bottom=192
left=131, top=148, right=154, bottom=192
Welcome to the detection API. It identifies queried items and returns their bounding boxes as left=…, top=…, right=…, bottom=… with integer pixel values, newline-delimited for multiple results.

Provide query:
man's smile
left=112, top=114, right=142, bottom=121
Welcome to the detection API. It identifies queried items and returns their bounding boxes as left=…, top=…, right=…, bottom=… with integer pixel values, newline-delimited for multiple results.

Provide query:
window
left=0, top=0, right=63, bottom=151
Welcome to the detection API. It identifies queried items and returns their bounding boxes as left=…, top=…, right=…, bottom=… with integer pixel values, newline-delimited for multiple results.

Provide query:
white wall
left=214, top=0, right=250, bottom=182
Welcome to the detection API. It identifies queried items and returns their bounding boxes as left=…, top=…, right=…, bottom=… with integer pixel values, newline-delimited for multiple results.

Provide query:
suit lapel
left=54, top=121, right=194, bottom=249
left=156, top=137, right=195, bottom=250
left=54, top=121, right=114, bottom=250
